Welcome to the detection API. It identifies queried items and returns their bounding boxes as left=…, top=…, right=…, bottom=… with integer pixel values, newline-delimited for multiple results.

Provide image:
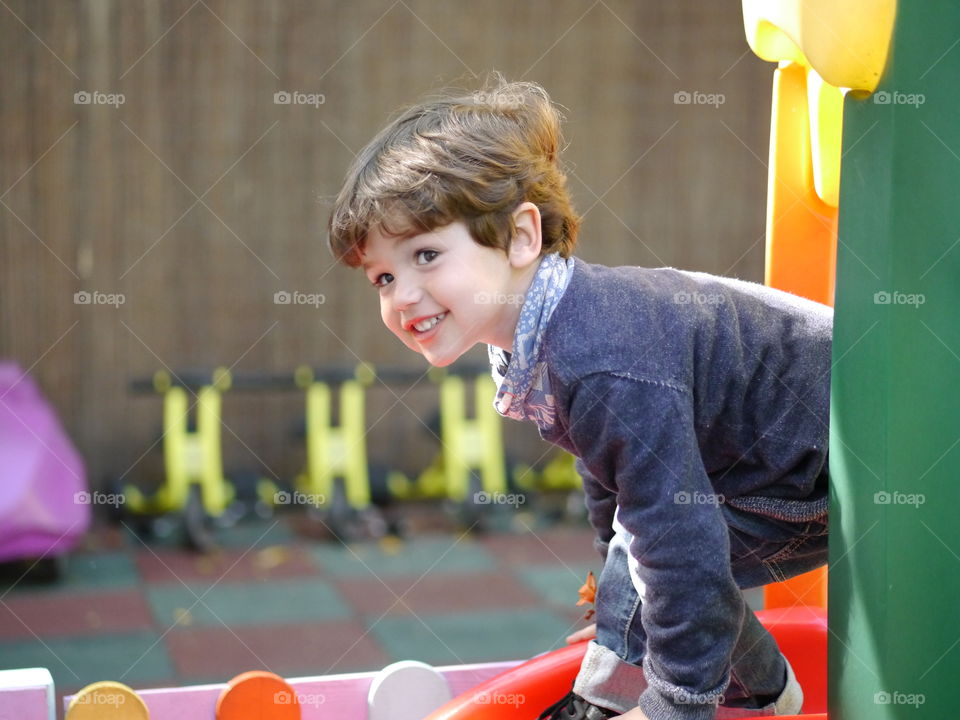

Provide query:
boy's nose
left=390, top=277, right=422, bottom=312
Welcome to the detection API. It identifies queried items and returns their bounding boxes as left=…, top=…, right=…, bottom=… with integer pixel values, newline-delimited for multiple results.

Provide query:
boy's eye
left=416, top=249, right=438, bottom=265
left=373, top=273, right=394, bottom=288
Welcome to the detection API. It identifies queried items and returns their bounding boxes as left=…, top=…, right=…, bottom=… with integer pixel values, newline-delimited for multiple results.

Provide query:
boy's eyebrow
left=360, top=233, right=423, bottom=270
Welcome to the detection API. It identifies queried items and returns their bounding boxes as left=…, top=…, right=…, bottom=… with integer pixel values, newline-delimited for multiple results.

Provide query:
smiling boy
left=328, top=80, right=830, bottom=720
left=360, top=218, right=540, bottom=367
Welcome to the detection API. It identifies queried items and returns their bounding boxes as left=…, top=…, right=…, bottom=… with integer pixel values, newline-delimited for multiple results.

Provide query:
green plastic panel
left=830, top=2, right=960, bottom=717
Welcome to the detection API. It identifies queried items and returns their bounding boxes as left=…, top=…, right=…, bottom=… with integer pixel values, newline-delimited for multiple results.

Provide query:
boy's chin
left=399, top=335, right=474, bottom=368
left=415, top=345, right=468, bottom=368
left=421, top=351, right=458, bottom=368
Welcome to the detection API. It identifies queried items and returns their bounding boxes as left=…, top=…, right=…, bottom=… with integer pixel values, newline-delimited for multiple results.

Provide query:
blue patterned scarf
left=488, top=253, right=574, bottom=429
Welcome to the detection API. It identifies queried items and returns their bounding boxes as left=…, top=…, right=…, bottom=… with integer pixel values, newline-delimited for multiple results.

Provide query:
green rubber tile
left=60, top=552, right=140, bottom=589
left=0, top=631, right=174, bottom=689
left=0, top=551, right=139, bottom=595
left=332, top=570, right=541, bottom=616
left=119, top=517, right=295, bottom=552
left=146, top=578, right=350, bottom=627
left=370, top=608, right=575, bottom=665
left=308, top=535, right=497, bottom=578
left=213, top=518, right=296, bottom=549
left=516, top=564, right=598, bottom=607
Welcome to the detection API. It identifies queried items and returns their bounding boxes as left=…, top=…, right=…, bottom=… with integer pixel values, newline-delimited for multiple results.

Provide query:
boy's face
left=361, top=220, right=526, bottom=367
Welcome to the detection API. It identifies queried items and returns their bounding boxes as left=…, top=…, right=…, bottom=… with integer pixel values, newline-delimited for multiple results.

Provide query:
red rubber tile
left=0, top=589, right=154, bottom=640
left=165, top=620, right=391, bottom=680
left=78, top=524, right=132, bottom=552
left=479, top=527, right=601, bottom=565
left=135, top=544, right=319, bottom=584
left=332, top=570, right=542, bottom=616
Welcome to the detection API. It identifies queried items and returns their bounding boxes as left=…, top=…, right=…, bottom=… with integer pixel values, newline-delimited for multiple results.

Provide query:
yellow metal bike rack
left=124, top=366, right=235, bottom=516
left=294, top=363, right=376, bottom=510
left=388, top=369, right=508, bottom=503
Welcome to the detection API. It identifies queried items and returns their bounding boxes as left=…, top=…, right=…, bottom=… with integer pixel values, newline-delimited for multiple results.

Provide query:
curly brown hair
left=327, top=78, right=580, bottom=267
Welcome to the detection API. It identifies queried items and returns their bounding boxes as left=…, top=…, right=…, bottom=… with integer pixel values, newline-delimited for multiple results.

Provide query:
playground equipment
left=386, top=366, right=583, bottom=528
left=123, top=367, right=271, bottom=551
left=122, top=362, right=572, bottom=545
left=386, top=366, right=514, bottom=527
left=8, top=2, right=952, bottom=717
left=0, top=362, right=89, bottom=577
left=0, top=605, right=827, bottom=719
left=741, top=0, right=863, bottom=611
left=291, top=363, right=383, bottom=538
left=824, top=3, right=960, bottom=719
left=425, top=606, right=829, bottom=720
left=746, top=1, right=960, bottom=717
left=122, top=365, right=383, bottom=546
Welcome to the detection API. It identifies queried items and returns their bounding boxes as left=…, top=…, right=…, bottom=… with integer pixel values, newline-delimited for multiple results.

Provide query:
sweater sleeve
left=565, top=372, right=745, bottom=720
left=576, top=457, right=617, bottom=561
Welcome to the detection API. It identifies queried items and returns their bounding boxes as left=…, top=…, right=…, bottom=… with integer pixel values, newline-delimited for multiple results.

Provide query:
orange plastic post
left=746, top=0, right=896, bottom=614
left=764, top=62, right=838, bottom=307
left=761, top=62, right=835, bottom=610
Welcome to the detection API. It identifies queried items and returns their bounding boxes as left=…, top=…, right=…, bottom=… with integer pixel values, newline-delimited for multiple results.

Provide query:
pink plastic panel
left=0, top=668, right=54, bottom=720
left=51, top=660, right=520, bottom=720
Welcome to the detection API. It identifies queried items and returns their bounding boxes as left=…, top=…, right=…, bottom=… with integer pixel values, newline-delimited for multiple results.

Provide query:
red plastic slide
left=424, top=606, right=827, bottom=720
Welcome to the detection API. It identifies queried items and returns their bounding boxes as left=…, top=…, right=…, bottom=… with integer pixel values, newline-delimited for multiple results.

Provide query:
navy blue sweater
left=535, top=259, right=832, bottom=716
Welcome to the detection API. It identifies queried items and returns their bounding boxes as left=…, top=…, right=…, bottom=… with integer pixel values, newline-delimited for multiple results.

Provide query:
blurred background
left=1, top=0, right=771, bottom=486
left=0, top=0, right=774, bottom=704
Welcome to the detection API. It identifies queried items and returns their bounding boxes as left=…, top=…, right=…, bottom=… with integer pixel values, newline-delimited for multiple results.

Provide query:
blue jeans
left=574, top=507, right=828, bottom=714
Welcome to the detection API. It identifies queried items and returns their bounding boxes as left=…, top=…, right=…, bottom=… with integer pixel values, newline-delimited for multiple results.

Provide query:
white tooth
left=414, top=313, right=445, bottom=332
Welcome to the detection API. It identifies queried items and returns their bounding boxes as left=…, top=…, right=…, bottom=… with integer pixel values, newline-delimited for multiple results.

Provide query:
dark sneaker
left=537, top=691, right=619, bottom=719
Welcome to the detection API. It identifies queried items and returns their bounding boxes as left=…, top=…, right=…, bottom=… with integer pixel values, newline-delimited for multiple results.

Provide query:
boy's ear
left=509, top=202, right=543, bottom=269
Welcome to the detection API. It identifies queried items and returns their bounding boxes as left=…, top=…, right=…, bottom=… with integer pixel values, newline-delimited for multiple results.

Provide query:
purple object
left=0, top=362, right=89, bottom=562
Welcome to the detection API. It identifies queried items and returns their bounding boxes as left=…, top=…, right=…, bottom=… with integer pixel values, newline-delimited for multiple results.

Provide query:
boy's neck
left=489, top=254, right=546, bottom=352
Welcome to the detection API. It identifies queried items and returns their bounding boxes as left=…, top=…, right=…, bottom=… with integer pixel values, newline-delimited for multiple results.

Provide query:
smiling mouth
left=409, top=312, right=447, bottom=333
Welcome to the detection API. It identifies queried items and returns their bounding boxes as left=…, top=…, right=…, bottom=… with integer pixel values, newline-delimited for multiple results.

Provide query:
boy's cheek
left=379, top=307, right=397, bottom=334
